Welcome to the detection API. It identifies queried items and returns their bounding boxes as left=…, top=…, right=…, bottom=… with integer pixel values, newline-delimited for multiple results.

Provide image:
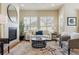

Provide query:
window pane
left=47, top=27, right=52, bottom=31
left=24, top=16, right=30, bottom=31
left=46, top=16, right=53, bottom=26
left=24, top=26, right=30, bottom=31
left=24, top=17, right=30, bottom=26
left=31, top=26, right=37, bottom=30
left=40, top=17, right=47, bottom=26
left=40, top=26, right=47, bottom=30
left=30, top=16, right=38, bottom=26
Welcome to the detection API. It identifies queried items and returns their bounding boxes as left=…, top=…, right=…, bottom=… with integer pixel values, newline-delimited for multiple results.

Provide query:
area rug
left=39, top=47, right=56, bottom=55
left=5, top=41, right=79, bottom=55
left=27, top=47, right=56, bottom=55
left=5, top=41, right=57, bottom=55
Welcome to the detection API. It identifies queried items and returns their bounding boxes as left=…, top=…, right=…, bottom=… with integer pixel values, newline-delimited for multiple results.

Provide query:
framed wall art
left=67, top=17, right=77, bottom=26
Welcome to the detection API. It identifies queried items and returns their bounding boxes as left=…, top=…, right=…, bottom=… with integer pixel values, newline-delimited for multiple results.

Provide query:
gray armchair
left=59, top=35, right=70, bottom=48
left=68, top=39, right=79, bottom=54
left=59, top=35, right=79, bottom=55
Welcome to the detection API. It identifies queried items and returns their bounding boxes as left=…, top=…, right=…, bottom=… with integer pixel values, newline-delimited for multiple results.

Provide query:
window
left=30, top=16, right=38, bottom=30
left=46, top=16, right=53, bottom=27
left=40, top=16, right=53, bottom=31
left=24, top=16, right=54, bottom=32
left=24, top=16, right=30, bottom=31
left=40, top=16, right=47, bottom=26
left=24, top=16, right=38, bottom=31
left=30, top=17, right=38, bottom=26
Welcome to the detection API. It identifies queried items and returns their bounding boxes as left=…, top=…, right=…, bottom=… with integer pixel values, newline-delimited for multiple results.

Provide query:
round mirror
left=7, top=4, right=17, bottom=23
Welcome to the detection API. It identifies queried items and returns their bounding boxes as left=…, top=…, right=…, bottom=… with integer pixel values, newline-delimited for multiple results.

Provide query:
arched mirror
left=7, top=4, right=17, bottom=23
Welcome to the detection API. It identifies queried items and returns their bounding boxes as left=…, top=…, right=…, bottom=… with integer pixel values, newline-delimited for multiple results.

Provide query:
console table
left=0, top=38, right=9, bottom=55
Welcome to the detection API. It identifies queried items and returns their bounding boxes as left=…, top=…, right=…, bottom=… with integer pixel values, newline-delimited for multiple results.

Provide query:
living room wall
left=0, top=4, right=1, bottom=13
left=0, top=4, right=1, bottom=37
left=0, top=3, right=8, bottom=38
left=77, top=10, right=79, bottom=32
left=58, top=5, right=65, bottom=33
left=19, top=10, right=59, bottom=33
left=58, top=3, right=79, bottom=33
left=0, top=3, right=20, bottom=40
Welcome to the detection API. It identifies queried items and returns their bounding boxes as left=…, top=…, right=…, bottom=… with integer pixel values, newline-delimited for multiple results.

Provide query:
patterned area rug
left=39, top=47, right=56, bottom=55
left=5, top=41, right=79, bottom=55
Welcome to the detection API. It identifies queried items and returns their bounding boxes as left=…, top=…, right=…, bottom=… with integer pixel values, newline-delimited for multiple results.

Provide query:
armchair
left=60, top=33, right=79, bottom=55
left=68, top=39, right=79, bottom=54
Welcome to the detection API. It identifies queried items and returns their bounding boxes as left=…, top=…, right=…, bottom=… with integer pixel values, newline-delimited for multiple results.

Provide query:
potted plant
left=19, top=20, right=25, bottom=41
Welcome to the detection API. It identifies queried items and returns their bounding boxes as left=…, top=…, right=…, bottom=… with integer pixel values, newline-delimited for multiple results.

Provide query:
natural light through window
left=24, top=16, right=54, bottom=32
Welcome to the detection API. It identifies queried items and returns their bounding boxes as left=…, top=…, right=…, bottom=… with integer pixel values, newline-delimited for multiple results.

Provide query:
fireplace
left=8, top=27, right=17, bottom=41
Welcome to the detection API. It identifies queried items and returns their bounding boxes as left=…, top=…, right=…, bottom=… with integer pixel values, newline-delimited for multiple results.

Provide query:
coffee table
left=31, top=35, right=49, bottom=48
left=32, top=40, right=46, bottom=48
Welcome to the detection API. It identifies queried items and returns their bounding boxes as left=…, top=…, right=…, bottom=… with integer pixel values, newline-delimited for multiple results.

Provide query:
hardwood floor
left=5, top=41, right=79, bottom=55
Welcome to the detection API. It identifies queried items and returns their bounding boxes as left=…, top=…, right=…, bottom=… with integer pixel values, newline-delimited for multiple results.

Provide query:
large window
left=24, top=16, right=30, bottom=31
left=24, top=16, right=38, bottom=31
left=40, top=16, right=53, bottom=31
left=24, top=16, right=54, bottom=32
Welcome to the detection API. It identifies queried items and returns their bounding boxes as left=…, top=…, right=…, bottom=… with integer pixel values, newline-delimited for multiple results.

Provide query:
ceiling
left=18, top=3, right=63, bottom=10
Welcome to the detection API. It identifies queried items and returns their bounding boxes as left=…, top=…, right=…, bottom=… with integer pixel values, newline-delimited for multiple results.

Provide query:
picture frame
left=67, top=17, right=77, bottom=26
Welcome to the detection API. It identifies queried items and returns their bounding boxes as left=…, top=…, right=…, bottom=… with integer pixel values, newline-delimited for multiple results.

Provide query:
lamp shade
left=0, top=14, right=7, bottom=24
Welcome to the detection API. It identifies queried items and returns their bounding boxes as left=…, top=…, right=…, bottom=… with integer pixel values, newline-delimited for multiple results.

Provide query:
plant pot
left=19, top=35, right=25, bottom=41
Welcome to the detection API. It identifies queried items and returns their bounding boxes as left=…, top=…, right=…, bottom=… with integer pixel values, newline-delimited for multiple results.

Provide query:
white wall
left=64, top=4, right=78, bottom=32
left=0, top=3, right=19, bottom=41
left=1, top=4, right=8, bottom=38
left=58, top=5, right=65, bottom=33
left=59, top=3, right=79, bottom=33
left=0, top=4, right=1, bottom=13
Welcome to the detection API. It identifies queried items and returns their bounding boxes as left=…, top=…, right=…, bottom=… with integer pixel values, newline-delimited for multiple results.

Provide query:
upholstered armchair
left=68, top=39, right=79, bottom=54
left=60, top=33, right=79, bottom=55
left=59, top=35, right=70, bottom=48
